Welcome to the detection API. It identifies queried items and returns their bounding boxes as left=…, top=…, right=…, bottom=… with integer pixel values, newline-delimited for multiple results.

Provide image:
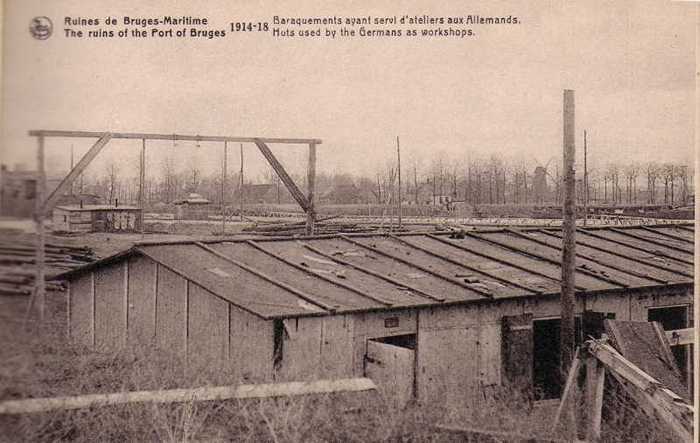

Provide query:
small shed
left=55, top=224, right=694, bottom=404
left=53, top=205, right=142, bottom=233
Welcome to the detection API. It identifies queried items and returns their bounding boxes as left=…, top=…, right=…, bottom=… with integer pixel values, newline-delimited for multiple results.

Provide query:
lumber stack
left=0, top=240, right=97, bottom=296
left=246, top=221, right=409, bottom=236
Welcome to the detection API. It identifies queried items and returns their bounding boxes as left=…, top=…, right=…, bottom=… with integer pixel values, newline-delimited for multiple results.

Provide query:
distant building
left=52, top=204, right=142, bottom=233
left=0, top=165, right=62, bottom=218
left=174, top=193, right=211, bottom=205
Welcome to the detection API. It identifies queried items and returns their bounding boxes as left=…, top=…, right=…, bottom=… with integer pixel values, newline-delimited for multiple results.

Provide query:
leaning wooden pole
left=35, top=135, right=46, bottom=322
left=306, top=142, right=317, bottom=235
left=561, top=89, right=577, bottom=378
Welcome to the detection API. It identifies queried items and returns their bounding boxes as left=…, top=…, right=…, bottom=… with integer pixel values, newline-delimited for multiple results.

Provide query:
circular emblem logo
left=29, top=16, right=53, bottom=40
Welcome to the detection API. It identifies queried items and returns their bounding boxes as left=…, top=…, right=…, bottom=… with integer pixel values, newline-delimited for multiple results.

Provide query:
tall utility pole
left=69, top=145, right=74, bottom=195
left=396, top=136, right=402, bottom=229
left=139, top=139, right=146, bottom=233
left=239, top=144, right=244, bottom=222
left=222, top=141, right=227, bottom=234
left=561, top=90, right=577, bottom=379
left=35, top=135, right=46, bottom=322
left=583, top=130, right=588, bottom=226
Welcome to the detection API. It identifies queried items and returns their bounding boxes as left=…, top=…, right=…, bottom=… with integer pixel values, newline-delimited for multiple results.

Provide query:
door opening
left=365, top=334, right=416, bottom=408
left=532, top=317, right=582, bottom=400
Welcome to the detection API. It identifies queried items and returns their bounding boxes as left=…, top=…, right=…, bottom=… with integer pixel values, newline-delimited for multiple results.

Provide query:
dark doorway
left=532, top=317, right=581, bottom=400
left=372, top=333, right=416, bottom=350
left=648, top=305, right=690, bottom=387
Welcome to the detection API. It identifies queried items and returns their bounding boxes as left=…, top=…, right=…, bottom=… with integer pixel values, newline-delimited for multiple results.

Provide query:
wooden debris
left=0, top=239, right=97, bottom=295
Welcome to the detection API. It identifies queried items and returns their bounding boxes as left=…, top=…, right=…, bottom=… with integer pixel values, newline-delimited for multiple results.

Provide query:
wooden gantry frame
left=30, top=129, right=321, bottom=321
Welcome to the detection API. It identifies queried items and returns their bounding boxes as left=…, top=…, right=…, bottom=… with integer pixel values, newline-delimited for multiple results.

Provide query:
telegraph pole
left=222, top=141, right=227, bottom=234
left=583, top=130, right=588, bottom=226
left=561, top=90, right=577, bottom=378
left=239, top=144, right=244, bottom=222
left=396, top=136, right=402, bottom=229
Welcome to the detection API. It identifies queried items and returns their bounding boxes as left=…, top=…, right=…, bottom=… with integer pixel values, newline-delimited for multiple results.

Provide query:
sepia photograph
left=0, top=1, right=697, bottom=441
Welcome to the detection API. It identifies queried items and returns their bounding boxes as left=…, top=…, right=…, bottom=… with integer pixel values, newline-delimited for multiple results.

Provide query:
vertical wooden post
left=306, top=142, right=317, bottom=235
left=585, top=354, right=605, bottom=441
left=69, top=144, right=74, bottom=196
left=561, top=89, right=577, bottom=378
left=222, top=141, right=227, bottom=234
left=139, top=139, right=146, bottom=233
left=583, top=130, right=588, bottom=227
left=35, top=135, right=46, bottom=322
left=239, top=144, right=244, bottom=222
left=396, top=136, right=402, bottom=229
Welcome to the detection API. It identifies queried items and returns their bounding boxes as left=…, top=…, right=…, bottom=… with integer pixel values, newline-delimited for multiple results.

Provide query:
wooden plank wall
left=126, top=255, right=156, bottom=343
left=351, top=310, right=417, bottom=375
left=69, top=273, right=93, bottom=346
left=230, top=306, right=273, bottom=383
left=188, top=283, right=228, bottom=363
left=93, top=263, right=127, bottom=349
left=279, top=317, right=322, bottom=381
left=155, top=265, right=187, bottom=355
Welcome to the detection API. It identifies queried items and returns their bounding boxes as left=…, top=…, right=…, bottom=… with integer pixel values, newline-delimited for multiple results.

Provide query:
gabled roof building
left=55, top=224, right=694, bottom=404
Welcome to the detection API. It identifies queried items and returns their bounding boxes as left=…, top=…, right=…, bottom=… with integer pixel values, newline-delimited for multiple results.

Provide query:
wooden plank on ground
left=0, top=378, right=376, bottom=415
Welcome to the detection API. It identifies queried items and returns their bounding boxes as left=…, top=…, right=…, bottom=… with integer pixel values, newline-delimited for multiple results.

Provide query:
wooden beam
left=588, top=340, right=694, bottom=442
left=506, top=229, right=668, bottom=284
left=577, top=229, right=693, bottom=266
left=389, top=235, right=542, bottom=294
left=306, top=142, right=317, bottom=234
left=253, top=139, right=311, bottom=213
left=0, top=377, right=375, bottom=415
left=193, top=242, right=334, bottom=312
left=339, top=235, right=491, bottom=299
left=666, top=328, right=694, bottom=346
left=35, top=135, right=46, bottom=321
left=608, top=227, right=693, bottom=255
left=585, top=354, right=605, bottom=441
left=245, top=240, right=394, bottom=307
left=301, top=243, right=446, bottom=303
left=466, top=231, right=627, bottom=288
left=638, top=226, right=694, bottom=244
left=41, top=133, right=113, bottom=214
left=538, top=229, right=693, bottom=279
left=29, top=130, right=321, bottom=145
left=426, top=234, right=573, bottom=289
left=552, top=348, right=581, bottom=433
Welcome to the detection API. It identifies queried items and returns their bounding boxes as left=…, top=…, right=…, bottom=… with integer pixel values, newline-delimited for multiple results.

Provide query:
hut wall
left=351, top=310, right=417, bottom=375
left=93, top=263, right=127, bottom=349
left=52, top=208, right=71, bottom=232
left=126, top=255, right=157, bottom=343
left=276, top=315, right=355, bottom=381
left=230, top=306, right=273, bottom=383
left=69, top=273, right=94, bottom=346
left=155, top=265, right=188, bottom=356
left=188, top=282, right=228, bottom=364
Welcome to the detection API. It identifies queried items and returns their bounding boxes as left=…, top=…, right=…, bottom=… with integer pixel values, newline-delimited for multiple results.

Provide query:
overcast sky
left=1, top=0, right=696, bottom=183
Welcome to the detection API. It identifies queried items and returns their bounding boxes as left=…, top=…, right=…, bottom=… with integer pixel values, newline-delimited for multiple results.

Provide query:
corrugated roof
left=54, top=224, right=695, bottom=319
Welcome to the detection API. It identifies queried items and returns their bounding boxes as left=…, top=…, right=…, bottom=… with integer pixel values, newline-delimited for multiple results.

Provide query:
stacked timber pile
left=0, top=240, right=97, bottom=295
left=244, top=219, right=407, bottom=236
